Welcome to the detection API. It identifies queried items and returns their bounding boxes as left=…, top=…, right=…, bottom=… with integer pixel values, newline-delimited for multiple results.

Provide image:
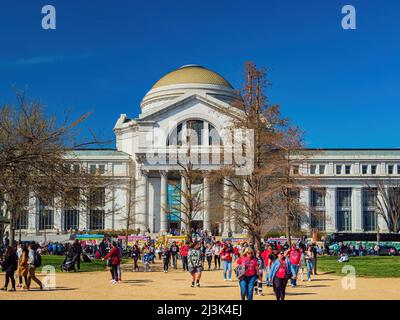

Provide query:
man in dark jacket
left=72, top=240, right=82, bottom=271
left=1, top=246, right=18, bottom=291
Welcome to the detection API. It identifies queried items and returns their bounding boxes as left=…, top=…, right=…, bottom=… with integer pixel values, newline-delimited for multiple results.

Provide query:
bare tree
left=0, top=93, right=108, bottom=243
left=369, top=179, right=400, bottom=233
left=213, top=62, right=311, bottom=248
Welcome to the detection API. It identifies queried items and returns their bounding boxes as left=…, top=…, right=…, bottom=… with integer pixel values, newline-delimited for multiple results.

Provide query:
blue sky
left=0, top=0, right=399, bottom=148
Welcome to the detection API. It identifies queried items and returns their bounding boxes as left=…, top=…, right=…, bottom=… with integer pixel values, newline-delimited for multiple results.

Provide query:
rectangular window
left=336, top=188, right=352, bottom=231
left=89, top=209, right=105, bottom=230
left=319, top=164, right=325, bottom=175
left=63, top=209, right=79, bottom=230
left=362, top=164, right=368, bottom=175
left=388, top=165, right=394, bottom=175
left=39, top=209, right=54, bottom=230
left=345, top=165, right=351, bottom=175
left=98, top=164, right=106, bottom=174
left=310, top=165, right=316, bottom=175
left=398, top=164, right=400, bottom=175
left=90, top=164, right=97, bottom=174
left=310, top=189, right=326, bottom=231
left=336, top=165, right=342, bottom=175
left=371, top=165, right=377, bottom=175
left=90, top=188, right=105, bottom=208
left=362, top=188, right=377, bottom=231
left=292, top=165, right=299, bottom=175
left=13, top=211, right=29, bottom=230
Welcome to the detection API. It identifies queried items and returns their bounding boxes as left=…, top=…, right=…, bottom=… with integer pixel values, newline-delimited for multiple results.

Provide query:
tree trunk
left=9, top=217, right=15, bottom=245
left=285, top=207, right=291, bottom=245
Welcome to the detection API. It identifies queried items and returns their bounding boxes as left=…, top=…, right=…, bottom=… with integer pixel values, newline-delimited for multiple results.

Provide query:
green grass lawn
left=39, top=255, right=131, bottom=273
left=317, top=256, right=400, bottom=278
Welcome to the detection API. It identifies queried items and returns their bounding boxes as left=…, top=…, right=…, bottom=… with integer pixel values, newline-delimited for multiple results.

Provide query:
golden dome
left=151, top=64, right=233, bottom=89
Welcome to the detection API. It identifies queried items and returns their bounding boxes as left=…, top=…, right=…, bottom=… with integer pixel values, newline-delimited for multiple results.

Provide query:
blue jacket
left=269, top=258, right=292, bottom=280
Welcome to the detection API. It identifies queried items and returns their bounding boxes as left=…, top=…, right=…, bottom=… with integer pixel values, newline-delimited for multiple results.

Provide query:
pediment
left=137, top=92, right=243, bottom=122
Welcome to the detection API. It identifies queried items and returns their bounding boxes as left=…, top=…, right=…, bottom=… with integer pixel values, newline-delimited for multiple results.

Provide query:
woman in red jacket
left=102, top=242, right=121, bottom=284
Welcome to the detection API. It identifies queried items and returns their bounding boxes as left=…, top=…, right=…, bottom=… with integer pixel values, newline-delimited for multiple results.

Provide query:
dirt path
left=1, top=260, right=399, bottom=300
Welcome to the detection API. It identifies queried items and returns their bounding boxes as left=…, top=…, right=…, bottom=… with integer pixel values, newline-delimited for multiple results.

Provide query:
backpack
left=33, top=251, right=42, bottom=268
left=234, top=264, right=246, bottom=280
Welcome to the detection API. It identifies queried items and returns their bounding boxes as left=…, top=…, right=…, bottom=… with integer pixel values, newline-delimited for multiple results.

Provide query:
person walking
left=212, top=241, right=221, bottom=270
left=311, top=243, right=318, bottom=275
left=236, top=248, right=259, bottom=301
left=255, top=250, right=265, bottom=295
left=188, top=241, right=203, bottom=287
left=269, top=251, right=292, bottom=300
left=286, top=244, right=301, bottom=287
left=205, top=243, right=213, bottom=271
left=221, top=245, right=233, bottom=281
left=181, top=242, right=189, bottom=271
left=170, top=241, right=179, bottom=270
left=1, top=246, right=18, bottom=291
left=131, top=244, right=141, bottom=272
left=72, top=239, right=82, bottom=271
left=27, top=242, right=43, bottom=290
left=102, top=241, right=121, bottom=284
left=17, top=245, right=29, bottom=290
left=162, top=246, right=171, bottom=273
left=304, top=246, right=315, bottom=282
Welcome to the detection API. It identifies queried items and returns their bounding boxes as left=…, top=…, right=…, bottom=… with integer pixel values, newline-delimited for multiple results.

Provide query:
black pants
left=206, top=256, right=212, bottom=269
left=163, top=258, right=169, bottom=271
left=182, top=256, right=188, bottom=271
left=111, top=265, right=118, bottom=280
left=273, top=277, right=288, bottom=300
left=5, top=270, right=15, bottom=289
left=75, top=255, right=81, bottom=270
left=214, top=255, right=221, bottom=269
left=313, top=258, right=317, bottom=275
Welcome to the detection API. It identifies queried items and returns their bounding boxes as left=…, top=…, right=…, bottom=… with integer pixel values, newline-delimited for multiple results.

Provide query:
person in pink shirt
left=181, top=243, right=189, bottom=271
left=236, top=248, right=259, bottom=300
left=286, top=244, right=301, bottom=287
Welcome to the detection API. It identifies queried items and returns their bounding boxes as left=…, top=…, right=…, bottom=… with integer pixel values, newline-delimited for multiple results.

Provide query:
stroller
left=61, top=253, right=77, bottom=272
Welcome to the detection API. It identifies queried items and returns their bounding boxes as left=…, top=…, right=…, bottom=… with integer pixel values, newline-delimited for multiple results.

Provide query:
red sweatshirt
left=104, top=247, right=121, bottom=265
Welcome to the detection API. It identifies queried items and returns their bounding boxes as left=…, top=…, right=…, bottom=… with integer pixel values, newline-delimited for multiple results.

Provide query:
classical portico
left=114, top=64, right=243, bottom=235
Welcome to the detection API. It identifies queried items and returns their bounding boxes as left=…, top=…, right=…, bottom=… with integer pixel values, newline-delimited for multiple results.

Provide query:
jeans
left=290, top=264, right=299, bottom=286
left=306, top=260, right=314, bottom=280
left=223, top=261, right=232, bottom=280
left=182, top=256, right=188, bottom=271
left=265, top=267, right=271, bottom=286
left=163, top=258, right=169, bottom=271
left=171, top=254, right=178, bottom=269
left=239, top=275, right=257, bottom=300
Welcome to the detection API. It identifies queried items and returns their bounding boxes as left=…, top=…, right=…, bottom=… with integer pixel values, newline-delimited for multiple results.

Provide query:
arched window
left=167, top=120, right=221, bottom=146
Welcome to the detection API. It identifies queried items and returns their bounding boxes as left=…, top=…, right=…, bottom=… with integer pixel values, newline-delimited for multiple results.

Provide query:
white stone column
left=203, top=175, right=211, bottom=234
left=223, top=177, right=231, bottom=237
left=135, top=169, right=148, bottom=234
left=160, top=171, right=168, bottom=234
left=299, top=187, right=310, bottom=231
left=180, top=174, right=188, bottom=233
left=352, top=187, right=362, bottom=232
left=53, top=197, right=62, bottom=234
left=28, top=195, right=37, bottom=233
left=326, top=187, right=337, bottom=232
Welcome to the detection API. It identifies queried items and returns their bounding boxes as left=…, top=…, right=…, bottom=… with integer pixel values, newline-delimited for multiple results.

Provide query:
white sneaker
left=111, top=280, right=117, bottom=285
left=223, top=279, right=226, bottom=282
left=228, top=278, right=232, bottom=281
left=308, top=278, right=311, bottom=282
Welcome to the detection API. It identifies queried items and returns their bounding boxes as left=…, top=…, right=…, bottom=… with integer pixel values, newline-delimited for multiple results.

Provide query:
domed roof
left=151, top=64, right=233, bottom=89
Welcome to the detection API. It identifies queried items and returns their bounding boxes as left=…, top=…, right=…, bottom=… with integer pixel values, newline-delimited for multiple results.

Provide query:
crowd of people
left=0, top=230, right=322, bottom=300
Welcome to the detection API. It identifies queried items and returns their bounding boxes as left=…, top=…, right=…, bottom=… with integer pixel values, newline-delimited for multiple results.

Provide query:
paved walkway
left=0, top=260, right=399, bottom=299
